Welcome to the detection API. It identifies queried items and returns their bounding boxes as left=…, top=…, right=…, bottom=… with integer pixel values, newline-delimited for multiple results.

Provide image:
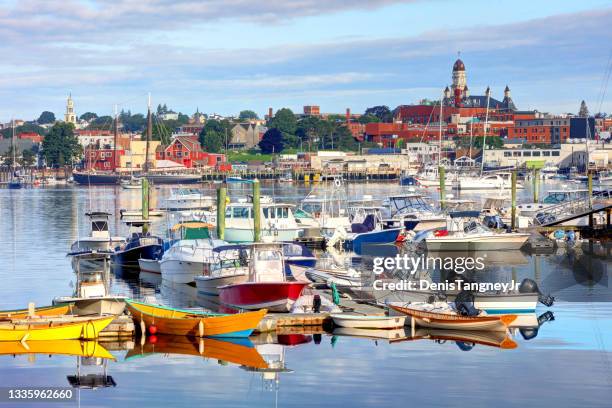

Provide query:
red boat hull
left=219, top=282, right=308, bottom=312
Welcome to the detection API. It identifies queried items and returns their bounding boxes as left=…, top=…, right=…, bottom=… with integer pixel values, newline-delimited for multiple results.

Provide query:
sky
left=0, top=0, right=611, bottom=121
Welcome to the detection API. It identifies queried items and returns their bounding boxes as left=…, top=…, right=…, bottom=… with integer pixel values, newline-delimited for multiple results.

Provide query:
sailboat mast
left=584, top=115, right=590, bottom=173
left=438, top=92, right=443, bottom=167
left=480, top=86, right=491, bottom=175
left=11, top=118, right=16, bottom=173
left=144, top=93, right=152, bottom=173
left=113, top=104, right=118, bottom=172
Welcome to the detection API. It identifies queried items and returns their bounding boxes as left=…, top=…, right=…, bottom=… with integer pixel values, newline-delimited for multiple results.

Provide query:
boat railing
left=532, top=195, right=601, bottom=225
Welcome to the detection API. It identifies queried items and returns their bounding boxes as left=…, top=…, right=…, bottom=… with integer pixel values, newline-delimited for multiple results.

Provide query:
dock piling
left=438, top=166, right=446, bottom=208
left=253, top=179, right=261, bottom=242
left=217, top=184, right=226, bottom=240
left=511, top=171, right=517, bottom=230
left=142, top=178, right=150, bottom=233
left=533, top=169, right=539, bottom=202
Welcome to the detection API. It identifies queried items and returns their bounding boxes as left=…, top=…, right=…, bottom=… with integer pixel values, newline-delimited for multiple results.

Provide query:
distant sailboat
left=7, top=119, right=23, bottom=189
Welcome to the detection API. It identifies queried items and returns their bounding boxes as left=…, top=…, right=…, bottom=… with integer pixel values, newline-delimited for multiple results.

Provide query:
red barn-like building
left=156, top=135, right=227, bottom=168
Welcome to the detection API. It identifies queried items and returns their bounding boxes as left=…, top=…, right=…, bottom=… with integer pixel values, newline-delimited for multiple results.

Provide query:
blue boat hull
left=345, top=228, right=402, bottom=254
left=112, top=244, right=162, bottom=269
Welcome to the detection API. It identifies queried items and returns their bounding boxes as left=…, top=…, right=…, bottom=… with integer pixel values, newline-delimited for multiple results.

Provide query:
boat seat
left=351, top=214, right=376, bottom=233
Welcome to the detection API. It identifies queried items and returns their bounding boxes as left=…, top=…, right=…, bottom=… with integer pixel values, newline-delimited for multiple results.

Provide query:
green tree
left=120, top=111, right=146, bottom=132
left=268, top=108, right=298, bottom=148
left=79, top=112, right=98, bottom=122
left=358, top=114, right=380, bottom=124
left=259, top=128, right=284, bottom=154
left=177, top=113, right=190, bottom=125
left=364, top=106, right=393, bottom=122
left=473, top=136, right=503, bottom=149
left=42, top=123, right=82, bottom=167
left=21, top=149, right=36, bottom=166
left=87, top=116, right=113, bottom=130
left=37, top=111, right=56, bottom=124
left=296, top=116, right=326, bottom=151
left=1, top=123, right=46, bottom=139
left=239, top=110, right=259, bottom=121
left=198, top=119, right=226, bottom=153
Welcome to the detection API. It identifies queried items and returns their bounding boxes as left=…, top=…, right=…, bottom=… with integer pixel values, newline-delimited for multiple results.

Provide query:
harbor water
left=1, top=181, right=611, bottom=407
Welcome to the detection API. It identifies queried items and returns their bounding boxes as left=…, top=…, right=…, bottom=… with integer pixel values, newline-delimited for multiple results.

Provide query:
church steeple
left=65, top=93, right=76, bottom=124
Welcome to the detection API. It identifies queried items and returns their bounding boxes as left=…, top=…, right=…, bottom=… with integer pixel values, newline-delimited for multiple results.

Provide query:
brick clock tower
left=452, top=58, right=466, bottom=106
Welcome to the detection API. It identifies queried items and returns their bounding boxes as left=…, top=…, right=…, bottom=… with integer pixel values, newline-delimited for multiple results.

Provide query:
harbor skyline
left=0, top=0, right=611, bottom=120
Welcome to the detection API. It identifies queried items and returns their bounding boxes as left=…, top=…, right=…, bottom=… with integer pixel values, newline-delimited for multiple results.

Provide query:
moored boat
left=111, top=220, right=164, bottom=269
left=388, top=303, right=517, bottom=331
left=0, top=315, right=114, bottom=341
left=331, top=314, right=406, bottom=329
left=0, top=340, right=115, bottom=359
left=218, top=243, right=309, bottom=312
left=0, top=303, right=73, bottom=319
left=125, top=299, right=266, bottom=338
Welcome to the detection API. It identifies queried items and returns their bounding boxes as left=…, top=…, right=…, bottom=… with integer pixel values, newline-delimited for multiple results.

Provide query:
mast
left=144, top=93, right=152, bottom=173
left=584, top=114, right=590, bottom=173
left=480, top=86, right=491, bottom=175
left=113, top=104, right=118, bottom=172
left=11, top=118, right=16, bottom=177
left=438, top=91, right=443, bottom=167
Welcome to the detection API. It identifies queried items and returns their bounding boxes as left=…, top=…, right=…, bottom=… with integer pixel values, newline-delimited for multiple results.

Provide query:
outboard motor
left=454, top=290, right=480, bottom=317
left=520, top=311, right=555, bottom=340
left=519, top=278, right=555, bottom=307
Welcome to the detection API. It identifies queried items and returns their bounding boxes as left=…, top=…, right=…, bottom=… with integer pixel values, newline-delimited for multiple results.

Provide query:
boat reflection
left=392, top=328, right=518, bottom=350
left=125, top=335, right=268, bottom=369
left=67, top=356, right=116, bottom=389
left=0, top=340, right=115, bottom=359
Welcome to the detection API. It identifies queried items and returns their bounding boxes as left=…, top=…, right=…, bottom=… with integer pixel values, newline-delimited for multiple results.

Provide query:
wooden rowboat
left=0, top=340, right=115, bottom=359
left=331, top=314, right=406, bottom=329
left=126, top=300, right=266, bottom=338
left=125, top=335, right=268, bottom=369
left=0, top=315, right=115, bottom=341
left=388, top=304, right=516, bottom=332
left=0, top=303, right=74, bottom=319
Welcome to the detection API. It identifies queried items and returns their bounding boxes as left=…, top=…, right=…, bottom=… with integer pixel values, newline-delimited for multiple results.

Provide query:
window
left=523, top=151, right=532, bottom=156
left=543, top=151, right=551, bottom=156
left=552, top=151, right=560, bottom=156
left=513, top=151, right=521, bottom=157
left=532, top=151, right=541, bottom=156
left=504, top=152, right=512, bottom=157
left=176, top=152, right=182, bottom=157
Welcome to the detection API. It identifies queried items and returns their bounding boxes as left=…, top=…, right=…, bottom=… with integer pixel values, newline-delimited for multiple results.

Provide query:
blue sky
left=0, top=0, right=610, bottom=121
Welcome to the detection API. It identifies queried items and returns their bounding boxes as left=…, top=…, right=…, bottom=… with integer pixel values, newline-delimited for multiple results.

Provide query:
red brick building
left=156, top=135, right=227, bottom=168
left=85, top=147, right=125, bottom=171
left=508, top=117, right=570, bottom=144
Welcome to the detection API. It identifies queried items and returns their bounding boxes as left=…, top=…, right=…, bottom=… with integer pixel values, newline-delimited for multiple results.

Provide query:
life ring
left=334, top=178, right=342, bottom=187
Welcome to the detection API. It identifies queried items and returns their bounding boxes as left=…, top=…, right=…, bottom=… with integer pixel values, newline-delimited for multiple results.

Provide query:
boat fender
left=455, top=342, right=475, bottom=351
left=313, top=295, right=321, bottom=313
left=519, top=328, right=539, bottom=340
left=454, top=290, right=480, bottom=317
left=148, top=325, right=158, bottom=334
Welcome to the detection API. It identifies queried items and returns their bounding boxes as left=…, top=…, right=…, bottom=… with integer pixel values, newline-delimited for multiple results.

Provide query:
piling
left=217, top=184, right=227, bottom=240
left=253, top=179, right=261, bottom=242
left=533, top=169, right=539, bottom=202
left=142, top=178, right=150, bottom=233
left=438, top=166, right=446, bottom=208
left=511, top=171, right=517, bottom=230
left=588, top=173, right=593, bottom=209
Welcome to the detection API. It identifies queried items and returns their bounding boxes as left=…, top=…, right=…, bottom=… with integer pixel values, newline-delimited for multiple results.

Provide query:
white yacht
left=224, top=201, right=302, bottom=243
left=517, top=189, right=589, bottom=218
left=159, top=222, right=227, bottom=284
left=194, top=245, right=249, bottom=296
left=457, top=172, right=523, bottom=190
left=163, top=188, right=215, bottom=210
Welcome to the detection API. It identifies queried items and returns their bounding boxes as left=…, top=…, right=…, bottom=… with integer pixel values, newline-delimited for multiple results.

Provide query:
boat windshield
left=542, top=192, right=570, bottom=204
left=389, top=195, right=431, bottom=214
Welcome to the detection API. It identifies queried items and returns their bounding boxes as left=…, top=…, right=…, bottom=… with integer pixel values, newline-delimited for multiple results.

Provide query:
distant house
left=230, top=123, right=267, bottom=149
left=18, top=132, right=44, bottom=143
left=160, top=112, right=179, bottom=121
left=155, top=135, right=226, bottom=168
left=84, top=146, right=125, bottom=171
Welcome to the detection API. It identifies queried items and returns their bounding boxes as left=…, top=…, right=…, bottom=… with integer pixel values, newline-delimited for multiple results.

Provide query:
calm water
left=1, top=181, right=611, bottom=407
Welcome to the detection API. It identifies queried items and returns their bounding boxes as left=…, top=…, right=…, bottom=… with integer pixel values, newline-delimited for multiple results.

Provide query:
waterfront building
left=229, top=123, right=267, bottom=149
left=155, top=135, right=226, bottom=168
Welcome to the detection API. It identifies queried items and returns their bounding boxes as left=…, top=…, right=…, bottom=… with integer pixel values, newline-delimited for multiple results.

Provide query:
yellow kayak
left=0, top=303, right=74, bottom=318
left=0, top=340, right=114, bottom=359
left=0, top=315, right=114, bottom=341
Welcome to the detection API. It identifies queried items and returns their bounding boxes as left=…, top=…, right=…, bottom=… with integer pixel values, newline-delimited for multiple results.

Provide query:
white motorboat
left=224, top=201, right=302, bottom=243
left=517, top=189, right=589, bottom=218
left=160, top=222, right=226, bottom=284
left=120, top=208, right=164, bottom=218
left=299, top=178, right=351, bottom=236
left=194, top=245, right=249, bottom=296
left=423, top=211, right=530, bottom=251
left=163, top=188, right=215, bottom=211
left=70, top=212, right=125, bottom=254
left=383, top=193, right=446, bottom=232
left=457, top=172, right=523, bottom=190
left=120, top=176, right=143, bottom=190
left=331, top=314, right=406, bottom=329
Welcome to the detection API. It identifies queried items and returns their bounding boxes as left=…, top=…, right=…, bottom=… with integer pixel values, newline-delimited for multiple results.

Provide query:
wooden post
left=587, top=172, right=593, bottom=209
left=142, top=178, right=150, bottom=234
left=533, top=169, right=539, bottom=203
left=217, top=184, right=226, bottom=240
left=511, top=171, right=517, bottom=230
left=253, top=179, right=261, bottom=242
left=438, top=166, right=446, bottom=209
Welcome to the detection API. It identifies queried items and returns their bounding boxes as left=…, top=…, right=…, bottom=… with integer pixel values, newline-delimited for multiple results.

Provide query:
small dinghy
left=333, top=327, right=407, bottom=340
left=388, top=303, right=516, bottom=332
left=331, top=313, right=406, bottom=329
left=305, top=267, right=362, bottom=288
